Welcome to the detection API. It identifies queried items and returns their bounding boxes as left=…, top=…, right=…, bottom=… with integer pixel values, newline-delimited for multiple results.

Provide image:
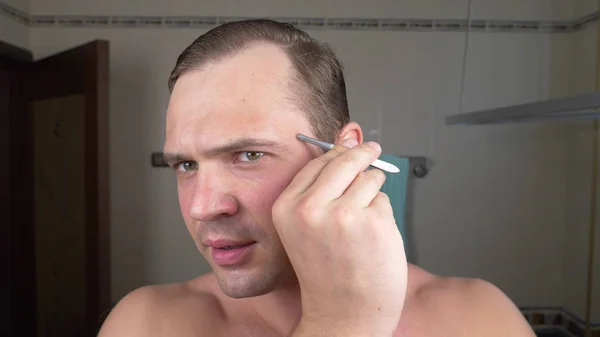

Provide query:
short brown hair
left=168, top=19, right=349, bottom=143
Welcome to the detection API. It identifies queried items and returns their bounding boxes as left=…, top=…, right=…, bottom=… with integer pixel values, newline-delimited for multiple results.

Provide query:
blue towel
left=378, top=154, right=410, bottom=245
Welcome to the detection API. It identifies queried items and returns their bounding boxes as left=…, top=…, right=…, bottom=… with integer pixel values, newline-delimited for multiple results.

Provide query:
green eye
left=239, top=152, right=264, bottom=162
left=177, top=161, right=197, bottom=171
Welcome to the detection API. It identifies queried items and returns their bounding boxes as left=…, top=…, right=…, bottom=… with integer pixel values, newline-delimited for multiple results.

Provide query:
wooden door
left=1, top=40, right=110, bottom=337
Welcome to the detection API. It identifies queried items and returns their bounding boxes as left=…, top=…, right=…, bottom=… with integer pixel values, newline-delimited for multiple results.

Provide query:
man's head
left=164, top=19, right=363, bottom=298
left=169, top=19, right=350, bottom=143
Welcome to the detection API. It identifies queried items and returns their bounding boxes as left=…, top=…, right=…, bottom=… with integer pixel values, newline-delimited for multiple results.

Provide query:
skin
left=98, top=42, right=536, bottom=337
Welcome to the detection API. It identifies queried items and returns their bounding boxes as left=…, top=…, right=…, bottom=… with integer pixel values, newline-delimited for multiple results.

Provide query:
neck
left=251, top=273, right=303, bottom=335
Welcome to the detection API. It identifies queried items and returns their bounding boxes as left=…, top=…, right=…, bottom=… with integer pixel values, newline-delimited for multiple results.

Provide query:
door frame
left=0, top=40, right=35, bottom=337
left=1, top=39, right=111, bottom=336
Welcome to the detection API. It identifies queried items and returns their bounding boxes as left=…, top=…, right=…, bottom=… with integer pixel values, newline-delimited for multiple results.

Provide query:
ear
left=335, top=121, right=364, bottom=145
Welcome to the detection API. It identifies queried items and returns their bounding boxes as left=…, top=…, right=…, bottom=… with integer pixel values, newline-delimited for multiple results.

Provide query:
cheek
left=240, top=170, right=297, bottom=221
left=177, top=181, right=195, bottom=231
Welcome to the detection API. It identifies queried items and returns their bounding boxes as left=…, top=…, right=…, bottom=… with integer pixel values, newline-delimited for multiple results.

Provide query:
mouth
left=209, top=241, right=257, bottom=266
left=207, top=240, right=256, bottom=249
left=219, top=243, right=253, bottom=250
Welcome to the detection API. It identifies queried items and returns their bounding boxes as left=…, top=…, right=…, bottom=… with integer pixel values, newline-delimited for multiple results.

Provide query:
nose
left=188, top=170, right=239, bottom=222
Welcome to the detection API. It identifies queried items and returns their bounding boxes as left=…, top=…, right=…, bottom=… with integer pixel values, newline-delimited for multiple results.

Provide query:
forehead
left=165, top=43, right=310, bottom=147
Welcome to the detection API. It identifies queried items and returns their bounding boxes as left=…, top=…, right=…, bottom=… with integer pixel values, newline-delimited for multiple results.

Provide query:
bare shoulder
left=402, top=264, right=536, bottom=337
left=98, top=274, right=226, bottom=337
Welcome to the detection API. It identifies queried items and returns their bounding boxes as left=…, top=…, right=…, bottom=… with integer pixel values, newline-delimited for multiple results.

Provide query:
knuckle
left=295, top=196, right=320, bottom=223
left=338, top=152, right=356, bottom=166
left=367, top=168, right=386, bottom=184
left=376, top=191, right=391, bottom=203
left=375, top=168, right=387, bottom=180
left=362, top=210, right=379, bottom=224
left=311, top=148, right=342, bottom=168
left=272, top=198, right=287, bottom=218
left=357, top=169, right=386, bottom=190
left=330, top=144, right=349, bottom=154
left=332, top=205, right=355, bottom=225
left=369, top=192, right=394, bottom=216
left=333, top=144, right=381, bottom=171
left=303, top=156, right=327, bottom=171
left=334, top=153, right=358, bottom=171
left=360, top=142, right=380, bottom=155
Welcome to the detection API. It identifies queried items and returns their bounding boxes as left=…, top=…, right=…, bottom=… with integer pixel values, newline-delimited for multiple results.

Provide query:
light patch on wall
left=0, top=0, right=597, bottom=33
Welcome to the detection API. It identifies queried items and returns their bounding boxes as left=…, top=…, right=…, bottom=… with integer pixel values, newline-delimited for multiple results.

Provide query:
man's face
left=164, top=43, right=322, bottom=298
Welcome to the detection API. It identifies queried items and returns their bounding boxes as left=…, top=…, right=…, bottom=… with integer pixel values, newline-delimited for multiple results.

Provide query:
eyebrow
left=163, top=137, right=290, bottom=165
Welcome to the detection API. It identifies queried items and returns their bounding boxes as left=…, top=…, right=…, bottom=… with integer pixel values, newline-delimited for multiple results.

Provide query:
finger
left=369, top=191, right=394, bottom=217
left=338, top=168, right=387, bottom=208
left=304, top=141, right=382, bottom=202
left=371, top=192, right=405, bottom=245
left=281, top=140, right=356, bottom=198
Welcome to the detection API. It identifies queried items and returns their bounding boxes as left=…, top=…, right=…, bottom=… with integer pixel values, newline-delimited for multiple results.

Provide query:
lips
left=209, top=241, right=257, bottom=266
left=205, top=239, right=255, bottom=249
left=219, top=243, right=252, bottom=250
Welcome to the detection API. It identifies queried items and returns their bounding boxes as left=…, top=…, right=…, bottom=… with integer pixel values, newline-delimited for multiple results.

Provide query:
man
left=99, top=19, right=535, bottom=336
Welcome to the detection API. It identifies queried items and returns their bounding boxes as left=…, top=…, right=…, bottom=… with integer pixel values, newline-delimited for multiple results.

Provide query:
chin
left=213, top=260, right=297, bottom=299
left=222, top=285, right=274, bottom=299
left=216, top=271, right=279, bottom=299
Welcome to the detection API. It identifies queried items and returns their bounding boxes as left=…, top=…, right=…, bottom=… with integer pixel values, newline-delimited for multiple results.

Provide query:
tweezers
left=296, top=133, right=400, bottom=173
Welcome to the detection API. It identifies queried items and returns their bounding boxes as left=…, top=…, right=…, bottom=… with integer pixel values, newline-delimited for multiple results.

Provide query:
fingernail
left=365, top=141, right=381, bottom=152
left=343, top=139, right=359, bottom=148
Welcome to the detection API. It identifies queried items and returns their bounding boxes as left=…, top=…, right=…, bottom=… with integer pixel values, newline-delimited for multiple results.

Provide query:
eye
left=238, top=151, right=264, bottom=162
left=176, top=161, right=198, bottom=172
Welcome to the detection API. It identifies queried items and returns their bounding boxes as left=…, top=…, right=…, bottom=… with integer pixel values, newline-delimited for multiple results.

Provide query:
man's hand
left=272, top=138, right=408, bottom=337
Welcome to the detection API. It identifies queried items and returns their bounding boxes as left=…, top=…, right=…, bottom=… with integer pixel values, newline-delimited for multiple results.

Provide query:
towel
left=378, top=154, right=410, bottom=246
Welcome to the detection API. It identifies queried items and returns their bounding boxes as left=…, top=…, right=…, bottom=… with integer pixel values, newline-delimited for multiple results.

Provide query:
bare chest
left=224, top=316, right=290, bottom=337
left=223, top=316, right=441, bottom=337
left=219, top=296, right=445, bottom=337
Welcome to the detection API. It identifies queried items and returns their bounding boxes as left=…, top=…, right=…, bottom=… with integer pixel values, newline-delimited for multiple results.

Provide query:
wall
left=8, top=0, right=584, bottom=313
left=25, top=0, right=574, bottom=20
left=578, top=0, right=600, bottom=326
left=563, top=0, right=600, bottom=324
left=0, top=0, right=29, bottom=50
left=576, top=0, right=599, bottom=18
left=418, top=30, right=571, bottom=308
